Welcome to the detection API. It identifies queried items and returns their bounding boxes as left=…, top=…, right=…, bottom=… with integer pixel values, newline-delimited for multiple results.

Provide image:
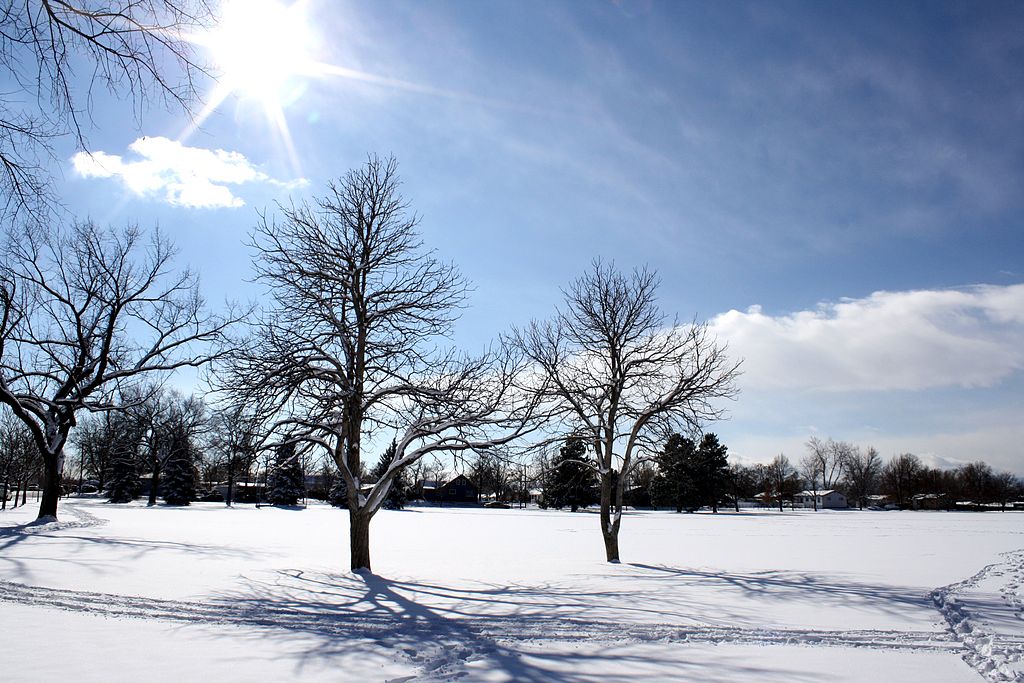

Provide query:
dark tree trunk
left=37, top=452, right=60, bottom=519
left=148, top=462, right=161, bottom=506
left=598, top=472, right=620, bottom=562
left=349, top=509, right=372, bottom=572
left=601, top=524, right=620, bottom=562
left=225, top=458, right=235, bottom=507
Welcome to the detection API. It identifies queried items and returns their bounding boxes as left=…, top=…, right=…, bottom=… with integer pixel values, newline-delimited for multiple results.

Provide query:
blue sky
left=49, top=0, right=1024, bottom=473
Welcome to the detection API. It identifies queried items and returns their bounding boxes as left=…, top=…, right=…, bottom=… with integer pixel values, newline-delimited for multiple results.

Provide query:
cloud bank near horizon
left=71, top=137, right=306, bottom=209
left=711, top=284, right=1024, bottom=393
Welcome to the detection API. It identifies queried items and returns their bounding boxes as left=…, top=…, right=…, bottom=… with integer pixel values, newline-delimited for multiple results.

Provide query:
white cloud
left=71, top=137, right=306, bottom=209
left=711, top=284, right=1024, bottom=392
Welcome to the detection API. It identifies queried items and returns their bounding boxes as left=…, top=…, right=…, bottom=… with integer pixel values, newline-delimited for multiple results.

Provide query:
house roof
left=797, top=490, right=838, bottom=497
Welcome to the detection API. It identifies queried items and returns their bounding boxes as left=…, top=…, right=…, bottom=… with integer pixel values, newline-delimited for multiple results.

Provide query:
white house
left=794, top=489, right=847, bottom=509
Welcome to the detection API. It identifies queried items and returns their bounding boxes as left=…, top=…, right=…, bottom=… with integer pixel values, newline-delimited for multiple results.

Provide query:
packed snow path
left=2, top=501, right=1023, bottom=681
left=0, top=577, right=963, bottom=652
left=932, top=549, right=1024, bottom=682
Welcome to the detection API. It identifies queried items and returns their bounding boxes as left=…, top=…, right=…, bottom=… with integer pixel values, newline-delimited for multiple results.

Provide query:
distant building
left=421, top=474, right=478, bottom=504
left=911, top=493, right=952, bottom=510
left=794, top=490, right=847, bottom=509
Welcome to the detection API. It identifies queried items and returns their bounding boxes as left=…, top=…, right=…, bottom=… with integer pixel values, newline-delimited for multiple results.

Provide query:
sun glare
left=207, top=0, right=313, bottom=103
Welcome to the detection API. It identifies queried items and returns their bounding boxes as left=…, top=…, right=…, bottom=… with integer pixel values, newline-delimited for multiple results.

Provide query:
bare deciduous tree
left=805, top=436, right=850, bottom=489
left=207, top=403, right=261, bottom=507
left=0, top=0, right=213, bottom=218
left=842, top=446, right=881, bottom=509
left=0, top=221, right=236, bottom=520
left=880, top=452, right=922, bottom=508
left=136, top=388, right=206, bottom=506
left=798, top=453, right=823, bottom=511
left=511, top=260, right=740, bottom=562
left=219, top=156, right=538, bottom=572
left=767, top=453, right=798, bottom=512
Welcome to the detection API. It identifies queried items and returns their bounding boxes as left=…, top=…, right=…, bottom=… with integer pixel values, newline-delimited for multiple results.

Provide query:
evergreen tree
left=329, top=475, right=348, bottom=507
left=104, top=411, right=144, bottom=503
left=369, top=442, right=407, bottom=510
left=695, top=433, right=730, bottom=513
left=544, top=437, right=597, bottom=511
left=650, top=434, right=699, bottom=512
left=160, top=433, right=196, bottom=506
left=268, top=443, right=305, bottom=506
left=106, top=448, right=140, bottom=503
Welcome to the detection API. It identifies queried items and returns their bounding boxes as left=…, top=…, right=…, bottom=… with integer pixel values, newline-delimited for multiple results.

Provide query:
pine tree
left=268, top=443, right=305, bottom=506
left=160, top=434, right=196, bottom=506
left=695, top=433, right=730, bottom=513
left=369, top=442, right=407, bottom=510
left=329, top=475, right=348, bottom=507
left=544, top=437, right=597, bottom=512
left=102, top=411, right=145, bottom=503
left=106, top=447, right=140, bottom=503
left=650, top=434, right=699, bottom=512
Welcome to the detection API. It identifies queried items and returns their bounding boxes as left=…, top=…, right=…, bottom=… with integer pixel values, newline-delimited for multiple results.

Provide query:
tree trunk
left=37, top=452, right=61, bottom=519
left=226, top=459, right=235, bottom=507
left=148, top=462, right=161, bottom=506
left=598, top=472, right=620, bottom=562
left=349, top=509, right=372, bottom=572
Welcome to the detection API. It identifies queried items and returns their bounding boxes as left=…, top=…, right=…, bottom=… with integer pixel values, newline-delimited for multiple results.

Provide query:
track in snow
left=0, top=577, right=958, bottom=653
left=933, top=549, right=1024, bottom=682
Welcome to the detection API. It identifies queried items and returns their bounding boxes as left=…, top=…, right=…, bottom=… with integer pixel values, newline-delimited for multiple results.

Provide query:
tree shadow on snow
left=205, top=570, right=831, bottom=682
left=626, top=562, right=933, bottom=617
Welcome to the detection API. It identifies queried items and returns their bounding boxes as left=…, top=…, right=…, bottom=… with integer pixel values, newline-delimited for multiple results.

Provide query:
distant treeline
left=535, top=435, right=1023, bottom=512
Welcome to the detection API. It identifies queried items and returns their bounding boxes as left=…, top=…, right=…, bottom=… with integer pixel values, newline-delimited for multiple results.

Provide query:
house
left=864, top=494, right=896, bottom=510
left=911, top=493, right=952, bottom=511
left=794, top=489, right=847, bottom=509
left=422, top=474, right=478, bottom=504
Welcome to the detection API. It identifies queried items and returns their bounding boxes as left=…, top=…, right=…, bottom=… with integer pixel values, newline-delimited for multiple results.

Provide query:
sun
left=205, top=0, right=313, bottom=104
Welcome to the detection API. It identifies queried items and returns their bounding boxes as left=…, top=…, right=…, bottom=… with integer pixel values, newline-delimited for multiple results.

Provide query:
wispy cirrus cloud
left=71, top=136, right=306, bottom=209
left=711, top=284, right=1024, bottom=392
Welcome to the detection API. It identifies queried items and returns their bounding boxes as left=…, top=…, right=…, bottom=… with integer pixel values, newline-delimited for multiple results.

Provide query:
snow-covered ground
left=1, top=499, right=1022, bottom=681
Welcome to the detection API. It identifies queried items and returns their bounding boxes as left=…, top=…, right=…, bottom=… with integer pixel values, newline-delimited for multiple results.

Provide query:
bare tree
left=0, top=411, right=36, bottom=508
left=219, top=156, right=538, bottom=572
left=135, top=388, right=205, bottom=506
left=880, top=452, right=921, bottom=508
left=842, top=446, right=881, bottom=509
left=511, top=260, right=740, bottom=562
left=0, top=0, right=213, bottom=218
left=207, top=403, right=261, bottom=506
left=767, top=453, right=798, bottom=512
left=805, top=437, right=849, bottom=490
left=798, top=453, right=823, bottom=511
left=0, top=221, right=236, bottom=520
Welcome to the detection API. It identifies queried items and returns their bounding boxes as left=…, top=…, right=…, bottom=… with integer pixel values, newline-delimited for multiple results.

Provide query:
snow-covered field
left=1, top=500, right=1022, bottom=682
